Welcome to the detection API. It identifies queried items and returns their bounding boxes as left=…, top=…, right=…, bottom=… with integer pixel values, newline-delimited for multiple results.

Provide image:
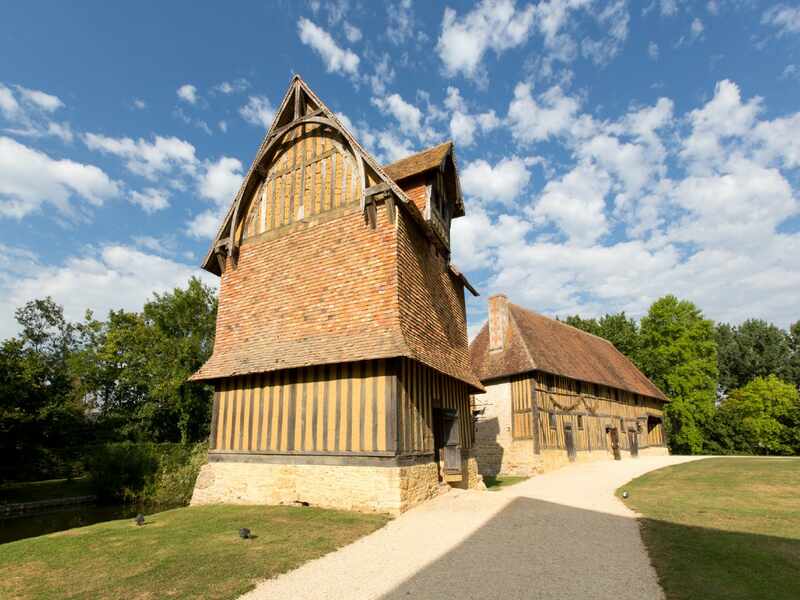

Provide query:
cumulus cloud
left=0, top=244, right=215, bottom=340
left=130, top=187, right=170, bottom=213
left=298, top=17, right=360, bottom=78
left=461, top=157, right=531, bottom=205
left=83, top=132, right=198, bottom=180
left=214, top=78, right=250, bottom=95
left=507, top=82, right=581, bottom=144
left=387, top=0, right=415, bottom=45
left=187, top=156, right=244, bottom=239
left=0, top=83, right=71, bottom=142
left=437, top=0, right=536, bottom=82
left=444, top=86, right=500, bottom=147
left=0, top=136, right=120, bottom=219
left=239, top=95, right=275, bottom=129
left=177, top=84, right=198, bottom=104
left=762, top=4, right=800, bottom=36
left=648, top=41, right=659, bottom=60
left=451, top=78, right=800, bottom=330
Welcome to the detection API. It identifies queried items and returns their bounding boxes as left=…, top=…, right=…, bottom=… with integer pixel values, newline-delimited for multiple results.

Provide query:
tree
left=716, top=320, right=793, bottom=395
left=639, top=296, right=718, bottom=454
left=0, top=299, right=86, bottom=481
left=718, top=375, right=799, bottom=455
left=787, top=320, right=800, bottom=390
left=72, top=278, right=218, bottom=443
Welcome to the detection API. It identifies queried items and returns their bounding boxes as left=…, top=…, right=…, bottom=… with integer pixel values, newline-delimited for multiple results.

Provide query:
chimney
left=488, top=294, right=509, bottom=352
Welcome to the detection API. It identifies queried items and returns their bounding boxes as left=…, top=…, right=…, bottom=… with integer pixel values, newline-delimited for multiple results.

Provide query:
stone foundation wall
left=191, top=457, right=441, bottom=515
left=473, top=379, right=539, bottom=477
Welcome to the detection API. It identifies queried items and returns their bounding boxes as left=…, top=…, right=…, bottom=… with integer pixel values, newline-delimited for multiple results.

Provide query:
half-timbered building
left=189, top=76, right=484, bottom=514
left=470, top=295, right=668, bottom=476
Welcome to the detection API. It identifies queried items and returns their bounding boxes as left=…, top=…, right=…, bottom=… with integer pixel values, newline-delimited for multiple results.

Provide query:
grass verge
left=483, top=475, right=528, bottom=491
left=619, top=457, right=800, bottom=600
left=0, top=504, right=388, bottom=600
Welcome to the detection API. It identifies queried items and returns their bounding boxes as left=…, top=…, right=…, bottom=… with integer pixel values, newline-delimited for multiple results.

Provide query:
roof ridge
left=509, top=301, right=617, bottom=346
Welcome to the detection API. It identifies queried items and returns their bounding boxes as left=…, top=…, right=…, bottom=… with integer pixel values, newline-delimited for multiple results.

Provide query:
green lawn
left=483, top=475, right=528, bottom=491
left=0, top=504, right=388, bottom=600
left=0, top=477, right=94, bottom=504
left=619, top=457, right=800, bottom=600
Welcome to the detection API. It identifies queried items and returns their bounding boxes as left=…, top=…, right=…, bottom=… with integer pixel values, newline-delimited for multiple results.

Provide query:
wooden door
left=607, top=428, right=621, bottom=460
left=434, top=408, right=461, bottom=480
left=564, top=424, right=577, bottom=462
left=628, top=430, right=639, bottom=458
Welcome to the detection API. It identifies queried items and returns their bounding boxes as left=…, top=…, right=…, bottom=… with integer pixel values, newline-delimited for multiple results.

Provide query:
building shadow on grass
left=377, top=496, right=800, bottom=600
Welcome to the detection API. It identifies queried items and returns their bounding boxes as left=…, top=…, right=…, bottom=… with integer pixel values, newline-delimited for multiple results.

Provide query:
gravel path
left=240, top=455, right=703, bottom=600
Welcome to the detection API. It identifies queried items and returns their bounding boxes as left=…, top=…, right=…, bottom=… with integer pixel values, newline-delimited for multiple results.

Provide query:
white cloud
left=0, top=136, right=120, bottom=219
left=187, top=155, right=244, bottom=239
left=298, top=17, right=360, bottom=78
left=530, top=163, right=611, bottom=245
left=507, top=82, right=581, bottom=144
left=83, top=132, right=198, bottom=180
left=648, top=41, right=659, bottom=60
left=580, top=0, right=629, bottom=65
left=0, top=83, right=71, bottom=142
left=177, top=84, right=198, bottom=104
left=387, top=0, right=415, bottom=45
left=130, top=187, right=170, bottom=213
left=214, top=78, right=250, bottom=94
left=680, top=79, right=761, bottom=171
left=444, top=86, right=500, bottom=146
left=15, top=86, right=63, bottom=112
left=451, top=78, right=800, bottom=330
left=197, top=156, right=242, bottom=206
left=218, top=120, right=228, bottom=133
left=690, top=17, right=704, bottom=40
left=0, top=244, right=215, bottom=340
left=239, top=95, right=275, bottom=129
left=0, top=84, right=20, bottom=120
left=437, top=0, right=536, bottom=82
left=46, top=121, right=74, bottom=143
left=133, top=98, right=147, bottom=110
left=762, top=4, right=800, bottom=36
left=461, top=157, right=531, bottom=205
left=372, top=93, right=423, bottom=136
left=343, top=22, right=362, bottom=42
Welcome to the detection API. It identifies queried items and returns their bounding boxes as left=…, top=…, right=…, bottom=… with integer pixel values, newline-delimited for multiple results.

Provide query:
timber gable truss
left=202, top=75, right=423, bottom=276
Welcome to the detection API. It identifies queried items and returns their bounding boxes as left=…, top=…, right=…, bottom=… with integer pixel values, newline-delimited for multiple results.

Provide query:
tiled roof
left=470, top=302, right=667, bottom=401
left=383, top=141, right=453, bottom=182
left=191, top=207, right=483, bottom=392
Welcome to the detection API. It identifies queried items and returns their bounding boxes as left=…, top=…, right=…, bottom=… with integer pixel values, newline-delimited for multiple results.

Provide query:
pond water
left=0, top=503, right=180, bottom=545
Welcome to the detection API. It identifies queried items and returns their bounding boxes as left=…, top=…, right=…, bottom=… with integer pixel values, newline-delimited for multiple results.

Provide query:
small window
left=577, top=415, right=584, bottom=430
left=549, top=412, right=557, bottom=430
left=620, top=418, right=625, bottom=431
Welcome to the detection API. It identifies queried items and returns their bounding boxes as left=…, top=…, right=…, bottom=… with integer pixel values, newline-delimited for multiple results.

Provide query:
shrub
left=85, top=442, right=160, bottom=502
left=85, top=442, right=207, bottom=504
left=149, top=442, right=207, bottom=505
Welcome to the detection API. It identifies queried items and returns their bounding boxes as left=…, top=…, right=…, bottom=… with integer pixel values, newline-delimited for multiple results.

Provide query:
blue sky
left=1, top=0, right=799, bottom=340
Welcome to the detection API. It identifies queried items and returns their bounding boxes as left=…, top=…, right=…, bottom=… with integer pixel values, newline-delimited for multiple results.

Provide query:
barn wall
left=515, top=372, right=667, bottom=452
left=210, top=359, right=395, bottom=456
left=397, top=357, right=474, bottom=455
left=209, top=357, right=474, bottom=459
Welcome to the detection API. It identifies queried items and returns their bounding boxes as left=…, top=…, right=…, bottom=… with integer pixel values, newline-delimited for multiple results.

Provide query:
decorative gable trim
left=200, top=75, right=420, bottom=276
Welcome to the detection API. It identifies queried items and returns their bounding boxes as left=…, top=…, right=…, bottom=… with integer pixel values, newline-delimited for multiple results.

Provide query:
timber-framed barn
left=470, top=295, right=669, bottom=476
left=189, top=76, right=484, bottom=514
